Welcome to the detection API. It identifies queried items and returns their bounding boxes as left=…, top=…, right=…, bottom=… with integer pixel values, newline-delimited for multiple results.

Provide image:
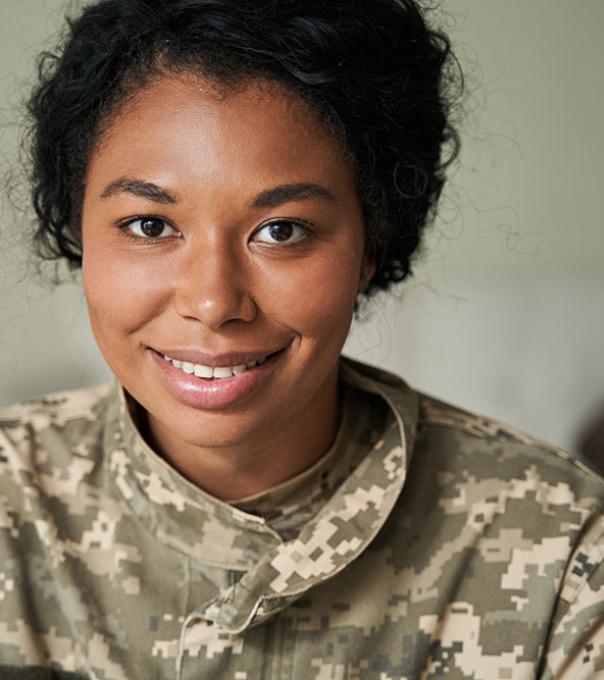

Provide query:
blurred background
left=0, top=1, right=602, bottom=462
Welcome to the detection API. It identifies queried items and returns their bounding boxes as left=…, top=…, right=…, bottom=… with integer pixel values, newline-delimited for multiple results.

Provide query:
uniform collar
left=201, top=357, right=419, bottom=632
left=103, top=382, right=281, bottom=571
left=103, top=355, right=419, bottom=628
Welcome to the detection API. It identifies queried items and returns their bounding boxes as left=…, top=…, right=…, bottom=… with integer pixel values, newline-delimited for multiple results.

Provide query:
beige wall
left=1, top=1, right=603, bottom=454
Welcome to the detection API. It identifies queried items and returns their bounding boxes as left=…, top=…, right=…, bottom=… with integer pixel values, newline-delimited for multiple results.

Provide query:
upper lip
left=149, top=344, right=288, bottom=368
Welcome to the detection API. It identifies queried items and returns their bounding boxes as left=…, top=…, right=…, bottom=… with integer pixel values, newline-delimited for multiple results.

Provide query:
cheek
left=255, top=250, right=361, bottom=340
left=82, top=240, right=170, bottom=338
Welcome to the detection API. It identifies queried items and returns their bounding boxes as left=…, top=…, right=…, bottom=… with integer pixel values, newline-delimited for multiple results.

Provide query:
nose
left=173, top=239, right=257, bottom=330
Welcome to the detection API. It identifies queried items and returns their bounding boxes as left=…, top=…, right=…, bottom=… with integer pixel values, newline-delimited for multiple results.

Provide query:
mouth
left=147, top=344, right=289, bottom=409
left=151, top=347, right=287, bottom=381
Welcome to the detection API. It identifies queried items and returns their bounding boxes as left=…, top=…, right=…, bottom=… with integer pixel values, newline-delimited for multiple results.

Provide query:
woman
left=0, top=0, right=602, bottom=678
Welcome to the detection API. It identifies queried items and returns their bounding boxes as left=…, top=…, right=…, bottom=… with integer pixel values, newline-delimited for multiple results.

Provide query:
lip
left=147, top=345, right=288, bottom=410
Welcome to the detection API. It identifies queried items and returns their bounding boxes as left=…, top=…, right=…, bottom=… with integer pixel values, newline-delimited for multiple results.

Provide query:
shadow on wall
left=576, top=398, right=604, bottom=476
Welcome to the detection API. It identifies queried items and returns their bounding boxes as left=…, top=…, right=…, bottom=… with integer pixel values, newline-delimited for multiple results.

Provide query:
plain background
left=0, top=0, right=602, bottom=456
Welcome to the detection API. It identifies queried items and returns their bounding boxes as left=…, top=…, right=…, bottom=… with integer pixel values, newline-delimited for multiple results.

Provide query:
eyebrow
left=99, top=177, right=337, bottom=208
left=251, top=182, right=337, bottom=208
left=100, top=178, right=177, bottom=204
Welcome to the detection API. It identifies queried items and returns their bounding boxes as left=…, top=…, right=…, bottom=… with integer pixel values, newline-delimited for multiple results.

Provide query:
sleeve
left=539, top=513, right=604, bottom=679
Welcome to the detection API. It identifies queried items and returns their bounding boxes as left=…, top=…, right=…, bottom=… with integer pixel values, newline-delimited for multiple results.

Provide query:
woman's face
left=82, top=73, right=372, bottom=452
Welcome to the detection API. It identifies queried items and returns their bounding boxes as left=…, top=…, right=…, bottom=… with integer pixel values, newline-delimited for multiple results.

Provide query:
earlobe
left=361, top=257, right=377, bottom=288
left=357, top=266, right=375, bottom=295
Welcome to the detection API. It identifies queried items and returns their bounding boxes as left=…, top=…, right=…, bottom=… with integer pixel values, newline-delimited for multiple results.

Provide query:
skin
left=82, top=72, right=374, bottom=499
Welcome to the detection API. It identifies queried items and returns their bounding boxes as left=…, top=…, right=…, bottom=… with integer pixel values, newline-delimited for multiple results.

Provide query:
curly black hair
left=27, top=0, right=461, bottom=296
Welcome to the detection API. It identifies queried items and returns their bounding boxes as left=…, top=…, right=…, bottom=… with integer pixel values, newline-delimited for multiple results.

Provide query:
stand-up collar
left=103, top=384, right=282, bottom=571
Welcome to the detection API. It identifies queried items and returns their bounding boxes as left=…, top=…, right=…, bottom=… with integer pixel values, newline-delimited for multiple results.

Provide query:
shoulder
left=410, top=392, right=604, bottom=612
left=404, top=393, right=604, bottom=655
left=414, top=396, right=604, bottom=675
left=0, top=382, right=116, bottom=568
left=0, top=381, right=114, bottom=480
left=415, top=391, right=604, bottom=499
left=0, top=381, right=113, bottom=431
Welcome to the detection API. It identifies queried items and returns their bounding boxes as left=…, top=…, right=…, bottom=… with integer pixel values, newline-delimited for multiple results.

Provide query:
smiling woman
left=81, top=74, right=370, bottom=497
left=0, top=1, right=602, bottom=679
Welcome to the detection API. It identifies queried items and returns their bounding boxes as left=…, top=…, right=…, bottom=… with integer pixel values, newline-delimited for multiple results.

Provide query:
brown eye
left=253, top=221, right=309, bottom=245
left=141, top=218, right=166, bottom=237
left=124, top=217, right=178, bottom=239
left=269, top=222, right=294, bottom=241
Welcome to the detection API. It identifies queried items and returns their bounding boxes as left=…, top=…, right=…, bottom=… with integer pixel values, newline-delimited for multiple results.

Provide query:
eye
left=252, top=220, right=311, bottom=245
left=122, top=217, right=178, bottom=239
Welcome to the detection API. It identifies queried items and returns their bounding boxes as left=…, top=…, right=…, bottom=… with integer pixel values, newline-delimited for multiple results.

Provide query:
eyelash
left=117, top=216, right=178, bottom=244
left=117, top=216, right=317, bottom=246
left=253, top=219, right=316, bottom=246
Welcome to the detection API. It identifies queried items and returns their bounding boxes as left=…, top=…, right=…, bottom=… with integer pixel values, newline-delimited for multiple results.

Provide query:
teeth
left=194, top=364, right=213, bottom=378
left=162, top=354, right=268, bottom=379
left=212, top=366, right=233, bottom=379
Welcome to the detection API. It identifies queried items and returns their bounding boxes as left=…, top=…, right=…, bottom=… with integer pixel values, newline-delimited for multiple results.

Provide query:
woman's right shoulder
left=0, top=381, right=114, bottom=475
left=0, top=381, right=114, bottom=425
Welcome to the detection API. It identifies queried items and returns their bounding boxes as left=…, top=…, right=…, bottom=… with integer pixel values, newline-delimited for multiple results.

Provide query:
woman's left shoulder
left=415, top=390, right=604, bottom=500
left=390, top=390, right=604, bottom=678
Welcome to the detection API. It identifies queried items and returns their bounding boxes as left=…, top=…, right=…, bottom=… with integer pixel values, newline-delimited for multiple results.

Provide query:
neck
left=142, top=371, right=342, bottom=500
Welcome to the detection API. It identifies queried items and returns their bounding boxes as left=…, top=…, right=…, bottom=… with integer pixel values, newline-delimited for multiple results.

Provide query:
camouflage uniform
left=0, top=357, right=602, bottom=679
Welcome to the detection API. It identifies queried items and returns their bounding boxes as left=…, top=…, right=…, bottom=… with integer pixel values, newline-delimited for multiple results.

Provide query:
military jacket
left=0, top=357, right=602, bottom=679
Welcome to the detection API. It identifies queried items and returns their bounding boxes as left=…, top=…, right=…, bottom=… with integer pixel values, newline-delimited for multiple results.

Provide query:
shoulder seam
left=418, top=394, right=604, bottom=485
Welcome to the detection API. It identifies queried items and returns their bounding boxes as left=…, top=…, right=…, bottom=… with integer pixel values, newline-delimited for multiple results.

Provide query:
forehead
left=86, top=73, right=354, bottom=198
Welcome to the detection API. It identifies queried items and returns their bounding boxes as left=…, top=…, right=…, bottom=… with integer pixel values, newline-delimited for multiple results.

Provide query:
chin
left=152, top=402, right=273, bottom=450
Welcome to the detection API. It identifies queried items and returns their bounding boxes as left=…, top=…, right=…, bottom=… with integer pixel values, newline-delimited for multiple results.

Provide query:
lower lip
left=148, top=347, right=286, bottom=409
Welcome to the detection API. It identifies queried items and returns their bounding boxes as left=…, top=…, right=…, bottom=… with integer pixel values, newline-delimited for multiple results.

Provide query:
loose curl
left=27, top=0, right=462, bottom=296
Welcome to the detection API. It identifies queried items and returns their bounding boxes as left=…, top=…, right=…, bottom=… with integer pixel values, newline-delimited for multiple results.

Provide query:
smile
left=149, top=345, right=288, bottom=409
left=161, top=353, right=268, bottom=380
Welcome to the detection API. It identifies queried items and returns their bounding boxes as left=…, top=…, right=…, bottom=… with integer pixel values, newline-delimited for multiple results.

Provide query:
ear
left=360, top=255, right=377, bottom=287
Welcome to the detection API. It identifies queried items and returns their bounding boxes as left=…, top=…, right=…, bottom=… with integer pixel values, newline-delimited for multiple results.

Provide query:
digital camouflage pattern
left=0, top=357, right=602, bottom=679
